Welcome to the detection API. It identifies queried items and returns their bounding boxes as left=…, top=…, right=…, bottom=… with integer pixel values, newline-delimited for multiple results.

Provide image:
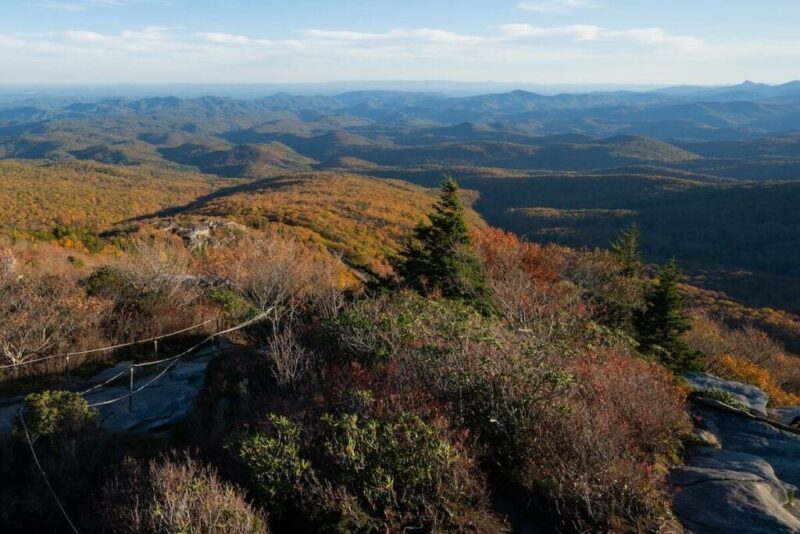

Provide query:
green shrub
left=326, top=290, right=491, bottom=365
left=407, top=325, right=576, bottom=470
left=309, top=412, right=478, bottom=532
left=230, top=415, right=311, bottom=514
left=85, top=265, right=127, bottom=297
left=15, top=390, right=97, bottom=442
left=208, top=287, right=259, bottom=321
left=51, top=223, right=106, bottom=253
left=690, top=388, right=748, bottom=411
left=231, top=410, right=489, bottom=532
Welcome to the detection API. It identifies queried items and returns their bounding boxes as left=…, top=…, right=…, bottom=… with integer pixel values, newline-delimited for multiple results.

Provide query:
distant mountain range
left=2, top=82, right=800, bottom=143
left=2, top=82, right=800, bottom=313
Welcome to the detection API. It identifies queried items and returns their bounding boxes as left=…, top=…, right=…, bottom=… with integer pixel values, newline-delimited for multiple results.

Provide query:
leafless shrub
left=308, top=253, right=349, bottom=321
left=564, top=248, right=644, bottom=329
left=207, top=234, right=352, bottom=327
left=119, top=235, right=194, bottom=302
left=87, top=235, right=213, bottom=342
left=473, top=228, right=586, bottom=339
left=0, top=273, right=87, bottom=367
left=98, top=454, right=267, bottom=533
left=268, top=326, right=317, bottom=390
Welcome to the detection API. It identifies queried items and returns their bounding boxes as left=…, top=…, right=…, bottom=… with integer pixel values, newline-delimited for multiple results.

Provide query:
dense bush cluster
left=0, top=178, right=734, bottom=533
left=229, top=408, right=488, bottom=532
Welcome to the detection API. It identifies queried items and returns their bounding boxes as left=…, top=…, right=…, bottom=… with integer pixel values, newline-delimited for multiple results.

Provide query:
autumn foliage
left=686, top=312, right=800, bottom=405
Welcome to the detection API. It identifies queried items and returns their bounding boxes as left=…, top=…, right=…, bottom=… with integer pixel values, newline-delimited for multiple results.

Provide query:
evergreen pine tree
left=611, top=223, right=641, bottom=278
left=634, top=259, right=704, bottom=372
left=394, top=176, right=492, bottom=312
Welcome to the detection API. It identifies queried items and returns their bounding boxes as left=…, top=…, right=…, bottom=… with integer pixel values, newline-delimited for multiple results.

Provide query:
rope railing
left=17, top=409, right=80, bottom=533
left=85, top=310, right=273, bottom=409
left=11, top=310, right=274, bottom=533
left=0, top=318, right=217, bottom=371
left=78, top=367, right=129, bottom=396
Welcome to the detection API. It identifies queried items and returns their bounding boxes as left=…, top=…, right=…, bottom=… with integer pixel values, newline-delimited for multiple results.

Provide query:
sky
left=1, top=0, right=799, bottom=86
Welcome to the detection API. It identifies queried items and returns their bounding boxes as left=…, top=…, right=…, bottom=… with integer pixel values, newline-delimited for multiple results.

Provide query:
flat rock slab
left=84, top=351, right=216, bottom=433
left=697, top=406, right=800, bottom=490
left=684, top=372, right=770, bottom=416
left=770, top=407, right=800, bottom=427
left=0, top=348, right=218, bottom=434
left=673, top=373, right=800, bottom=533
left=671, top=448, right=800, bottom=534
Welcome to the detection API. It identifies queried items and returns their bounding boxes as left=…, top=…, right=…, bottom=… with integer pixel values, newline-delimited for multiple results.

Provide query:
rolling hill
left=0, top=160, right=228, bottom=234
left=1, top=86, right=799, bottom=315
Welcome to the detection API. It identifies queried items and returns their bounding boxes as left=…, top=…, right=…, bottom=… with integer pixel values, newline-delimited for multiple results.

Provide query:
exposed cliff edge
left=673, top=373, right=800, bottom=533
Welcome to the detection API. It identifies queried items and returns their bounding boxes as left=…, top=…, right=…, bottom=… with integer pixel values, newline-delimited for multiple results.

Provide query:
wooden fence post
left=128, top=364, right=134, bottom=414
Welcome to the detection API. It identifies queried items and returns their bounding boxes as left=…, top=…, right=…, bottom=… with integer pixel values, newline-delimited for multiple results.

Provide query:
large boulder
left=684, top=372, right=770, bottom=416
left=673, top=373, right=800, bottom=532
left=671, top=448, right=800, bottom=533
left=696, top=406, right=800, bottom=490
left=0, top=349, right=218, bottom=435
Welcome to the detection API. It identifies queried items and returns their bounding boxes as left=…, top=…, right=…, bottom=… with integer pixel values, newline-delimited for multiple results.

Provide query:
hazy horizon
left=2, top=0, right=799, bottom=85
left=1, top=79, right=798, bottom=101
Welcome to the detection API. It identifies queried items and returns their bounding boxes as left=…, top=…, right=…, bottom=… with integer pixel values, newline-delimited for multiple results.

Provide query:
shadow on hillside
left=115, top=175, right=306, bottom=225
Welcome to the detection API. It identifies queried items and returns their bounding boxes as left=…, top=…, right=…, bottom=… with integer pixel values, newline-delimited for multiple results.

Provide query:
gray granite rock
left=0, top=348, right=217, bottom=434
left=696, top=406, right=800, bottom=490
left=684, top=372, right=770, bottom=416
left=673, top=374, right=800, bottom=533
left=770, top=407, right=800, bottom=428
left=83, top=351, right=216, bottom=433
left=671, top=448, right=800, bottom=533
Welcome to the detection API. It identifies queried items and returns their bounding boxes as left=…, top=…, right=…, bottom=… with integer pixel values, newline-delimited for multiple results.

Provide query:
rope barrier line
left=78, top=367, right=129, bottom=396
left=17, top=410, right=80, bottom=534
left=0, top=318, right=216, bottom=371
left=85, top=310, right=272, bottom=409
left=9, top=310, right=272, bottom=533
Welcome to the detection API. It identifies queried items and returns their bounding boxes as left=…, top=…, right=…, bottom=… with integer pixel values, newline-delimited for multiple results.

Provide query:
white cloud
left=197, top=32, right=252, bottom=45
left=603, top=28, right=706, bottom=51
left=496, top=23, right=602, bottom=41
left=121, top=27, right=174, bottom=41
left=0, top=35, right=26, bottom=48
left=64, top=30, right=111, bottom=42
left=3, top=23, right=800, bottom=85
left=494, top=23, right=706, bottom=52
left=517, top=0, right=595, bottom=13
left=302, top=29, right=385, bottom=42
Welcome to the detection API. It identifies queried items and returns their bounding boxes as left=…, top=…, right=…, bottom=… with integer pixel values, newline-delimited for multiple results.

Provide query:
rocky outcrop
left=84, top=351, right=217, bottom=433
left=156, top=218, right=247, bottom=249
left=684, top=372, right=770, bottom=416
left=673, top=373, right=800, bottom=533
left=671, top=448, right=800, bottom=533
left=0, top=348, right=218, bottom=434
